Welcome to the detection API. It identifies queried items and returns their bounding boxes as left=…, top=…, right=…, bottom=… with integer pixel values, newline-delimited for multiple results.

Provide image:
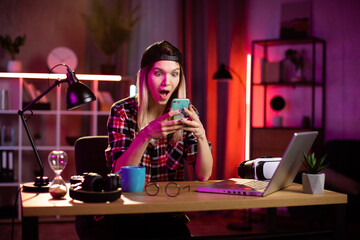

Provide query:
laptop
left=197, top=131, right=318, bottom=197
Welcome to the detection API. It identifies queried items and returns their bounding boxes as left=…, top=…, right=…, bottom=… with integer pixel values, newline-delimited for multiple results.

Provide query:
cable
left=11, top=186, right=22, bottom=240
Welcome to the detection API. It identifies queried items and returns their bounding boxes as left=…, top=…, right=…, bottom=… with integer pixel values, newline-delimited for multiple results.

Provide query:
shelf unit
left=0, top=72, right=133, bottom=219
left=250, top=38, right=326, bottom=159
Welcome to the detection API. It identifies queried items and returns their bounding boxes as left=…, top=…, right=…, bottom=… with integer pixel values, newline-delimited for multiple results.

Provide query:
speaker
left=69, top=172, right=122, bottom=203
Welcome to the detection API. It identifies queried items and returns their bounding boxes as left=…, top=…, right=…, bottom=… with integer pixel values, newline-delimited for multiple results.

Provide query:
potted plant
left=82, top=0, right=140, bottom=74
left=302, top=153, right=328, bottom=194
left=0, top=34, right=26, bottom=72
left=282, top=49, right=305, bottom=82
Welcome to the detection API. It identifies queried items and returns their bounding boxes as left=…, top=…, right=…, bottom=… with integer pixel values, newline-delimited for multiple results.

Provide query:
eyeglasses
left=145, top=182, right=190, bottom=197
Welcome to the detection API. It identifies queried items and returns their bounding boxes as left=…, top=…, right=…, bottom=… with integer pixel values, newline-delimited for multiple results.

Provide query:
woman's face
left=147, top=60, right=180, bottom=106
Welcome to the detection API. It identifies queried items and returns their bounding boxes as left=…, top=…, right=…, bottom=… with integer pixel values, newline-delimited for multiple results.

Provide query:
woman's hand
left=180, top=105, right=213, bottom=181
left=180, top=105, right=206, bottom=139
left=142, top=110, right=184, bottom=140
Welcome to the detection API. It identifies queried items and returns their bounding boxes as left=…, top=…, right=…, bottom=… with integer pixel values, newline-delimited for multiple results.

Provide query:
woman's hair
left=136, top=41, right=186, bottom=141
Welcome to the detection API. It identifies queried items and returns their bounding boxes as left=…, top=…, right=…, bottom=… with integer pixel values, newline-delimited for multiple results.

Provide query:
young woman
left=105, top=40, right=213, bottom=183
left=77, top=41, right=213, bottom=240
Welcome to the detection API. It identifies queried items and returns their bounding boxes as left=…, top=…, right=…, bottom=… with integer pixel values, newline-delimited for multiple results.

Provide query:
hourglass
left=48, top=150, right=68, bottom=199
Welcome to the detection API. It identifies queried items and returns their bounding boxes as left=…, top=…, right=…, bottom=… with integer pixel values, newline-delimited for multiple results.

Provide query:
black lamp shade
left=66, top=82, right=96, bottom=110
left=65, top=69, right=96, bottom=110
left=213, top=64, right=233, bottom=80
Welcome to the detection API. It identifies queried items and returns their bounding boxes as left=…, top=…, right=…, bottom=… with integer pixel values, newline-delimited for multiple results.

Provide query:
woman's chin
left=156, top=96, right=170, bottom=105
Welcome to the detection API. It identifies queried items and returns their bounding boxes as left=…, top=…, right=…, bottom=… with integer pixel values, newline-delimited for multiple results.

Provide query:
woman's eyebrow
left=153, top=67, right=180, bottom=72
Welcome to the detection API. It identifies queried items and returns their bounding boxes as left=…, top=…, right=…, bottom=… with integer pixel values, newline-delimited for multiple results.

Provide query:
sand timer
left=48, top=150, right=68, bottom=199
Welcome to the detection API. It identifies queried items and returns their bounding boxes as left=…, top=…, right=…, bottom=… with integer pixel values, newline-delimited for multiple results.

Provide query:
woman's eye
left=154, top=71, right=162, bottom=76
left=171, top=72, right=179, bottom=77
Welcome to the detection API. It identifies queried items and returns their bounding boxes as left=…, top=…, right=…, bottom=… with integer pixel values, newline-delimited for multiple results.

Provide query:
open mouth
left=159, top=90, right=170, bottom=98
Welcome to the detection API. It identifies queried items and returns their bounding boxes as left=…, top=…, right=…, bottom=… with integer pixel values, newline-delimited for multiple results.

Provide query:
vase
left=273, top=116, right=283, bottom=127
left=7, top=60, right=22, bottom=72
left=302, top=172, right=325, bottom=194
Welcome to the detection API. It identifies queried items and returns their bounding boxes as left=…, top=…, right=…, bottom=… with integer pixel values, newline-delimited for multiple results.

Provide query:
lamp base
left=23, top=182, right=50, bottom=192
left=22, top=176, right=50, bottom=193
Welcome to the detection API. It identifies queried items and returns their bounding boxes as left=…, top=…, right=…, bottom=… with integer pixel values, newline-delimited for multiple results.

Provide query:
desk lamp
left=20, top=63, right=96, bottom=192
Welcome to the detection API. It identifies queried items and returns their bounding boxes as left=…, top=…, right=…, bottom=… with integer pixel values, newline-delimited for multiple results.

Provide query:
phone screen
left=171, top=98, right=190, bottom=119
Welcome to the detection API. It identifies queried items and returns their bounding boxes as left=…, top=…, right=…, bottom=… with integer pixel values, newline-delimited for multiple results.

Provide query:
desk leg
left=22, top=216, right=39, bottom=240
left=266, top=208, right=277, bottom=233
left=334, top=204, right=346, bottom=240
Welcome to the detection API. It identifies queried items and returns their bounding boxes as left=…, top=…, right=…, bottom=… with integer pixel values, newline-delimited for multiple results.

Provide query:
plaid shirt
left=105, top=96, right=201, bottom=182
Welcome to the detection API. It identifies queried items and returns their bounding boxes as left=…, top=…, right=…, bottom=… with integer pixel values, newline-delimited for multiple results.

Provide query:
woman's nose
left=161, top=74, right=170, bottom=85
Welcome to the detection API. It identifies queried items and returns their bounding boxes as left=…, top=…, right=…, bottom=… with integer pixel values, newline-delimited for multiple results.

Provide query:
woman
left=105, top=40, right=213, bottom=183
left=80, top=40, right=212, bottom=239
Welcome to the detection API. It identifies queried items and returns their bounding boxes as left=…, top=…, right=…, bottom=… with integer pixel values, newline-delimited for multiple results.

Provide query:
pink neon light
left=245, top=54, right=251, bottom=160
left=0, top=72, right=122, bottom=81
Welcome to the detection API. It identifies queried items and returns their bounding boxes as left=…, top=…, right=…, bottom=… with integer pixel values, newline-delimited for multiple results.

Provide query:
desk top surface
left=21, top=181, right=347, bottom=217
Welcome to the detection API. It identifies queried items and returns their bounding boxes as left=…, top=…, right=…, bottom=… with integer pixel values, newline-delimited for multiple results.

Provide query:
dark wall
left=0, top=0, right=88, bottom=73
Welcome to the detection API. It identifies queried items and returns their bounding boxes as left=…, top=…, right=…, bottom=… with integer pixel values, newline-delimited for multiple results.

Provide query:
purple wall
left=244, top=0, right=360, bottom=141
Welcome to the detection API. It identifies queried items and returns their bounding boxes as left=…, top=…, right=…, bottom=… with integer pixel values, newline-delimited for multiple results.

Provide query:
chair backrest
left=74, top=136, right=110, bottom=176
left=325, top=140, right=360, bottom=182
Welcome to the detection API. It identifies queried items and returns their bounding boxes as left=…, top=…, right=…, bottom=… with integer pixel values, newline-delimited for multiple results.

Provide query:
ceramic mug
left=120, top=166, right=145, bottom=192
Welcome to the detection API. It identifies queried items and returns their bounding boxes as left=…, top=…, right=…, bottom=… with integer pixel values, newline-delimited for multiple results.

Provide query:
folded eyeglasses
left=145, top=182, right=190, bottom=197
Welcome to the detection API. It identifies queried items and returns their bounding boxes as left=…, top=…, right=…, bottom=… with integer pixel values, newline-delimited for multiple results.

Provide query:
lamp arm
left=18, top=79, right=67, bottom=186
left=18, top=112, right=45, bottom=181
left=22, top=79, right=67, bottom=112
left=228, top=67, right=246, bottom=92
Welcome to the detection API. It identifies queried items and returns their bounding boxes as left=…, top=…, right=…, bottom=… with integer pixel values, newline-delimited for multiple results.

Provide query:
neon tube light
left=245, top=54, right=252, bottom=161
left=0, top=72, right=122, bottom=81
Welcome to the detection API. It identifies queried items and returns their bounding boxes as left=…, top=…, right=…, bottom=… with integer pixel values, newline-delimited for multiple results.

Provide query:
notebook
left=197, top=131, right=318, bottom=197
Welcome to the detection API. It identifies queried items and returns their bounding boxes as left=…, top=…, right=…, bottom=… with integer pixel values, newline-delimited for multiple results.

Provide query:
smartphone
left=171, top=98, right=190, bottom=120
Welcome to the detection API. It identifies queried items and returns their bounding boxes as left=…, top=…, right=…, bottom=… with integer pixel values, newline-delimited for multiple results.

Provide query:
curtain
left=182, top=0, right=246, bottom=179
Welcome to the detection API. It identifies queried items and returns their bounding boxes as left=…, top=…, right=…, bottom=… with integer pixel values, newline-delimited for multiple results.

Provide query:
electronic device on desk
left=238, top=157, right=281, bottom=180
left=198, top=131, right=318, bottom=196
left=69, top=172, right=122, bottom=203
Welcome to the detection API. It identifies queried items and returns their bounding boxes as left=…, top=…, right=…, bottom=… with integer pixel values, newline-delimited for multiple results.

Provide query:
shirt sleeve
left=105, top=103, right=136, bottom=171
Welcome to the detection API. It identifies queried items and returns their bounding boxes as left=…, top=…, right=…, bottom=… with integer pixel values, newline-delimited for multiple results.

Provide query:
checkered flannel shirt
left=105, top=96, right=202, bottom=182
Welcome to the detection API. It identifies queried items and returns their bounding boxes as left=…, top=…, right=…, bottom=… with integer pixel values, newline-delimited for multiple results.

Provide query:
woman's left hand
left=180, top=105, right=206, bottom=139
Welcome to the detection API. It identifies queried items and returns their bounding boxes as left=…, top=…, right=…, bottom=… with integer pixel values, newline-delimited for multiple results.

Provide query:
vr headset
left=238, top=157, right=281, bottom=180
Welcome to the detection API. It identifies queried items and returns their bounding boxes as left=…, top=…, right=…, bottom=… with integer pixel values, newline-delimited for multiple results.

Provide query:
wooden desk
left=21, top=181, right=347, bottom=240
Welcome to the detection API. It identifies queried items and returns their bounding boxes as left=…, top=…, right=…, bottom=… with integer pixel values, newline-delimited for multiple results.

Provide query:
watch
left=47, top=46, right=78, bottom=73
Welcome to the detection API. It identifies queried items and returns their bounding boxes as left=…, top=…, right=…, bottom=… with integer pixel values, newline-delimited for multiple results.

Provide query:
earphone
left=69, top=172, right=122, bottom=203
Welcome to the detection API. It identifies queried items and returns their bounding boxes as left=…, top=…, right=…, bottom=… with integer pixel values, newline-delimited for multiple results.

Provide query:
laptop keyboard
left=232, top=178, right=269, bottom=190
left=243, top=180, right=268, bottom=190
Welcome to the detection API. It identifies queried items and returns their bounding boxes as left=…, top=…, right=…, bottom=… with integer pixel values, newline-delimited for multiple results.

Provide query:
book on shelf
left=23, top=81, right=49, bottom=103
left=261, top=59, right=281, bottom=83
left=0, top=150, right=14, bottom=182
left=23, top=81, right=51, bottom=110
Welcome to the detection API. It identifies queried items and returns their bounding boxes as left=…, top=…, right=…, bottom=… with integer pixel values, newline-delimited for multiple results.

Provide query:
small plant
left=303, top=153, right=328, bottom=174
left=82, top=0, right=140, bottom=64
left=0, top=34, right=26, bottom=60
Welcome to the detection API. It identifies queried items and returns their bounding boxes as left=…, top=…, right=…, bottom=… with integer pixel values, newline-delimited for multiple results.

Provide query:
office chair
left=74, top=135, right=114, bottom=239
left=74, top=135, right=110, bottom=176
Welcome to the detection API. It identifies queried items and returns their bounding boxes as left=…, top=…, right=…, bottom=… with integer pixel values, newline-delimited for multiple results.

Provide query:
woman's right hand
left=142, top=110, right=184, bottom=140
